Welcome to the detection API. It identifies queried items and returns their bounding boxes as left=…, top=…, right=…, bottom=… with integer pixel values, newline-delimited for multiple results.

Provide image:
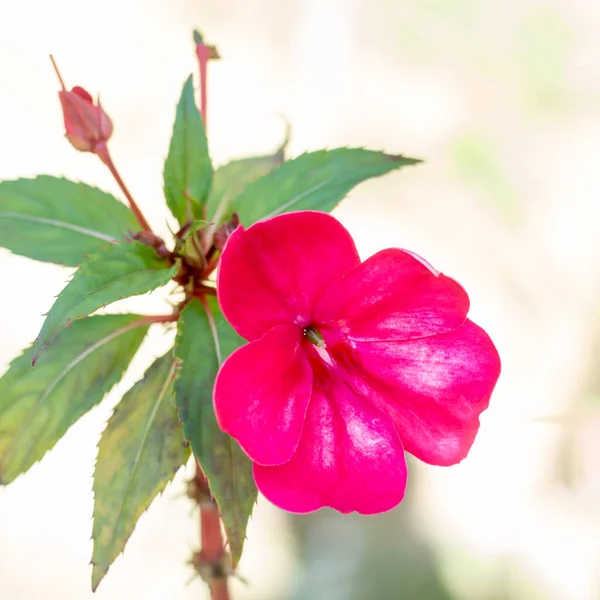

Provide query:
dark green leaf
left=193, top=29, right=204, bottom=45
left=175, top=298, right=255, bottom=566
left=33, top=241, right=177, bottom=364
left=92, top=352, right=189, bottom=591
left=232, top=148, right=422, bottom=226
left=0, top=314, right=148, bottom=484
left=0, top=176, right=139, bottom=266
left=206, top=143, right=287, bottom=223
left=163, top=75, right=213, bottom=224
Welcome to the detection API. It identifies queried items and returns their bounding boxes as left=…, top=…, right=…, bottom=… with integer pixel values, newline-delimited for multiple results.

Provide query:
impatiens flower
left=214, top=211, right=500, bottom=514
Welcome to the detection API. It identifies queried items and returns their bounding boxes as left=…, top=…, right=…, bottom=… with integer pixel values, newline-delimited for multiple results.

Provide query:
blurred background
left=1, top=0, right=599, bottom=598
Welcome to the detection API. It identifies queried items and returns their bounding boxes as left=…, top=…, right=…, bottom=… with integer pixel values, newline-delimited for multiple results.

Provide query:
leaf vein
left=0, top=212, right=119, bottom=243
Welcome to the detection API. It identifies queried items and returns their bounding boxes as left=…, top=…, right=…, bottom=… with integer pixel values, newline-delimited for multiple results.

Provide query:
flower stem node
left=190, top=550, right=231, bottom=584
left=213, top=213, right=240, bottom=252
left=186, top=475, right=216, bottom=506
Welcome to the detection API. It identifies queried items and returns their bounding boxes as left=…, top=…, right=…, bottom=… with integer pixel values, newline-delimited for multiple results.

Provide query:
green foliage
left=163, top=75, right=213, bottom=224
left=174, top=299, right=256, bottom=566
left=206, top=143, right=287, bottom=222
left=0, top=176, right=139, bottom=266
left=33, top=241, right=177, bottom=363
left=92, top=352, right=189, bottom=590
left=0, top=315, right=148, bottom=484
left=232, top=148, right=422, bottom=226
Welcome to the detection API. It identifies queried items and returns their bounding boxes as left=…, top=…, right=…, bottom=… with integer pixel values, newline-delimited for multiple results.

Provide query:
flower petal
left=253, top=383, right=407, bottom=514
left=315, top=248, right=470, bottom=341
left=354, top=319, right=500, bottom=466
left=217, top=211, right=360, bottom=341
left=214, top=324, right=313, bottom=466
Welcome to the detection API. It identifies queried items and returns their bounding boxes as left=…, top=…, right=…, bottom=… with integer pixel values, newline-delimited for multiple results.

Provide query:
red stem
left=193, top=42, right=230, bottom=600
left=195, top=463, right=230, bottom=600
left=96, top=145, right=152, bottom=232
left=135, top=314, right=178, bottom=325
left=196, top=48, right=209, bottom=126
left=192, top=284, right=217, bottom=297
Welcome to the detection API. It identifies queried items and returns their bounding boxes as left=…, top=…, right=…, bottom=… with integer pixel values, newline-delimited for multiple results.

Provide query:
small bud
left=193, top=29, right=221, bottom=61
left=50, top=56, right=113, bottom=154
left=213, top=213, right=240, bottom=251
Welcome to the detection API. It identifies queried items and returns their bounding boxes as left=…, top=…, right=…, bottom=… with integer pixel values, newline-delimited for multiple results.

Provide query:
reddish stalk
left=135, top=314, right=178, bottom=325
left=194, top=35, right=217, bottom=250
left=96, top=146, right=152, bottom=232
left=192, top=35, right=230, bottom=600
left=193, top=283, right=217, bottom=297
left=198, top=55, right=208, bottom=126
left=195, top=39, right=216, bottom=126
left=194, top=464, right=230, bottom=600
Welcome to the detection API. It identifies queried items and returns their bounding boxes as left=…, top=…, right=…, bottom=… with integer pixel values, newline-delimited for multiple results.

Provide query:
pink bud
left=51, top=56, right=113, bottom=153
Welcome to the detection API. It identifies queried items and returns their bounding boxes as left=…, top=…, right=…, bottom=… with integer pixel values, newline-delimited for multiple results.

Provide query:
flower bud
left=213, top=213, right=240, bottom=251
left=193, top=29, right=221, bottom=61
left=51, top=56, right=113, bottom=153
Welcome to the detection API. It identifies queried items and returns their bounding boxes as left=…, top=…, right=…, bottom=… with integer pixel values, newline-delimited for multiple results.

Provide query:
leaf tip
left=91, top=564, right=108, bottom=592
left=391, top=153, right=424, bottom=165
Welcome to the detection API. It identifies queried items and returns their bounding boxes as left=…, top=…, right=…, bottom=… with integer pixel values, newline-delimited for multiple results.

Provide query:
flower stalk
left=193, top=29, right=220, bottom=127
left=189, top=465, right=231, bottom=600
left=189, top=32, right=231, bottom=600
left=96, top=147, right=152, bottom=232
left=50, top=55, right=152, bottom=233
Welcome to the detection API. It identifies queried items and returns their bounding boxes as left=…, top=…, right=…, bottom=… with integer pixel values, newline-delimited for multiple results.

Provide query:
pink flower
left=214, top=211, right=500, bottom=514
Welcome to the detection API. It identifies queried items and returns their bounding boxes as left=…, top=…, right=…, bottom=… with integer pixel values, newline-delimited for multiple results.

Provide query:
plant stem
left=193, top=284, right=217, bottom=297
left=135, top=314, right=178, bottom=325
left=49, top=55, right=67, bottom=90
left=195, top=463, right=231, bottom=600
left=96, top=145, right=152, bottom=232
left=192, top=40, right=229, bottom=599
left=196, top=48, right=209, bottom=126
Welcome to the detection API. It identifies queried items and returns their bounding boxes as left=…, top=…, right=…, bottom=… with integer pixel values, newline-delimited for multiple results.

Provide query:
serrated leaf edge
left=91, top=356, right=181, bottom=591
left=0, top=317, right=150, bottom=484
left=33, top=243, right=176, bottom=363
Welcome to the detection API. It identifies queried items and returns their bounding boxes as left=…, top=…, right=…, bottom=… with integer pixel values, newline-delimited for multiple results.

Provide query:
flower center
left=303, top=325, right=325, bottom=347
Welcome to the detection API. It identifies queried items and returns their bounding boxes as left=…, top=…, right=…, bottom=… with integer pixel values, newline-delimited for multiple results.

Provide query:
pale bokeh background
left=1, top=0, right=600, bottom=599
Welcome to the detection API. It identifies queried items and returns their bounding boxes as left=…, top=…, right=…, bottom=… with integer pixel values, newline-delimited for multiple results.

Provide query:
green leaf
left=232, top=148, right=422, bottom=226
left=33, top=241, right=177, bottom=364
left=0, top=314, right=148, bottom=484
left=0, top=176, right=140, bottom=266
left=92, top=352, right=189, bottom=591
left=163, top=75, right=213, bottom=224
left=174, top=218, right=208, bottom=250
left=206, top=142, right=287, bottom=223
left=175, top=298, right=256, bottom=566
